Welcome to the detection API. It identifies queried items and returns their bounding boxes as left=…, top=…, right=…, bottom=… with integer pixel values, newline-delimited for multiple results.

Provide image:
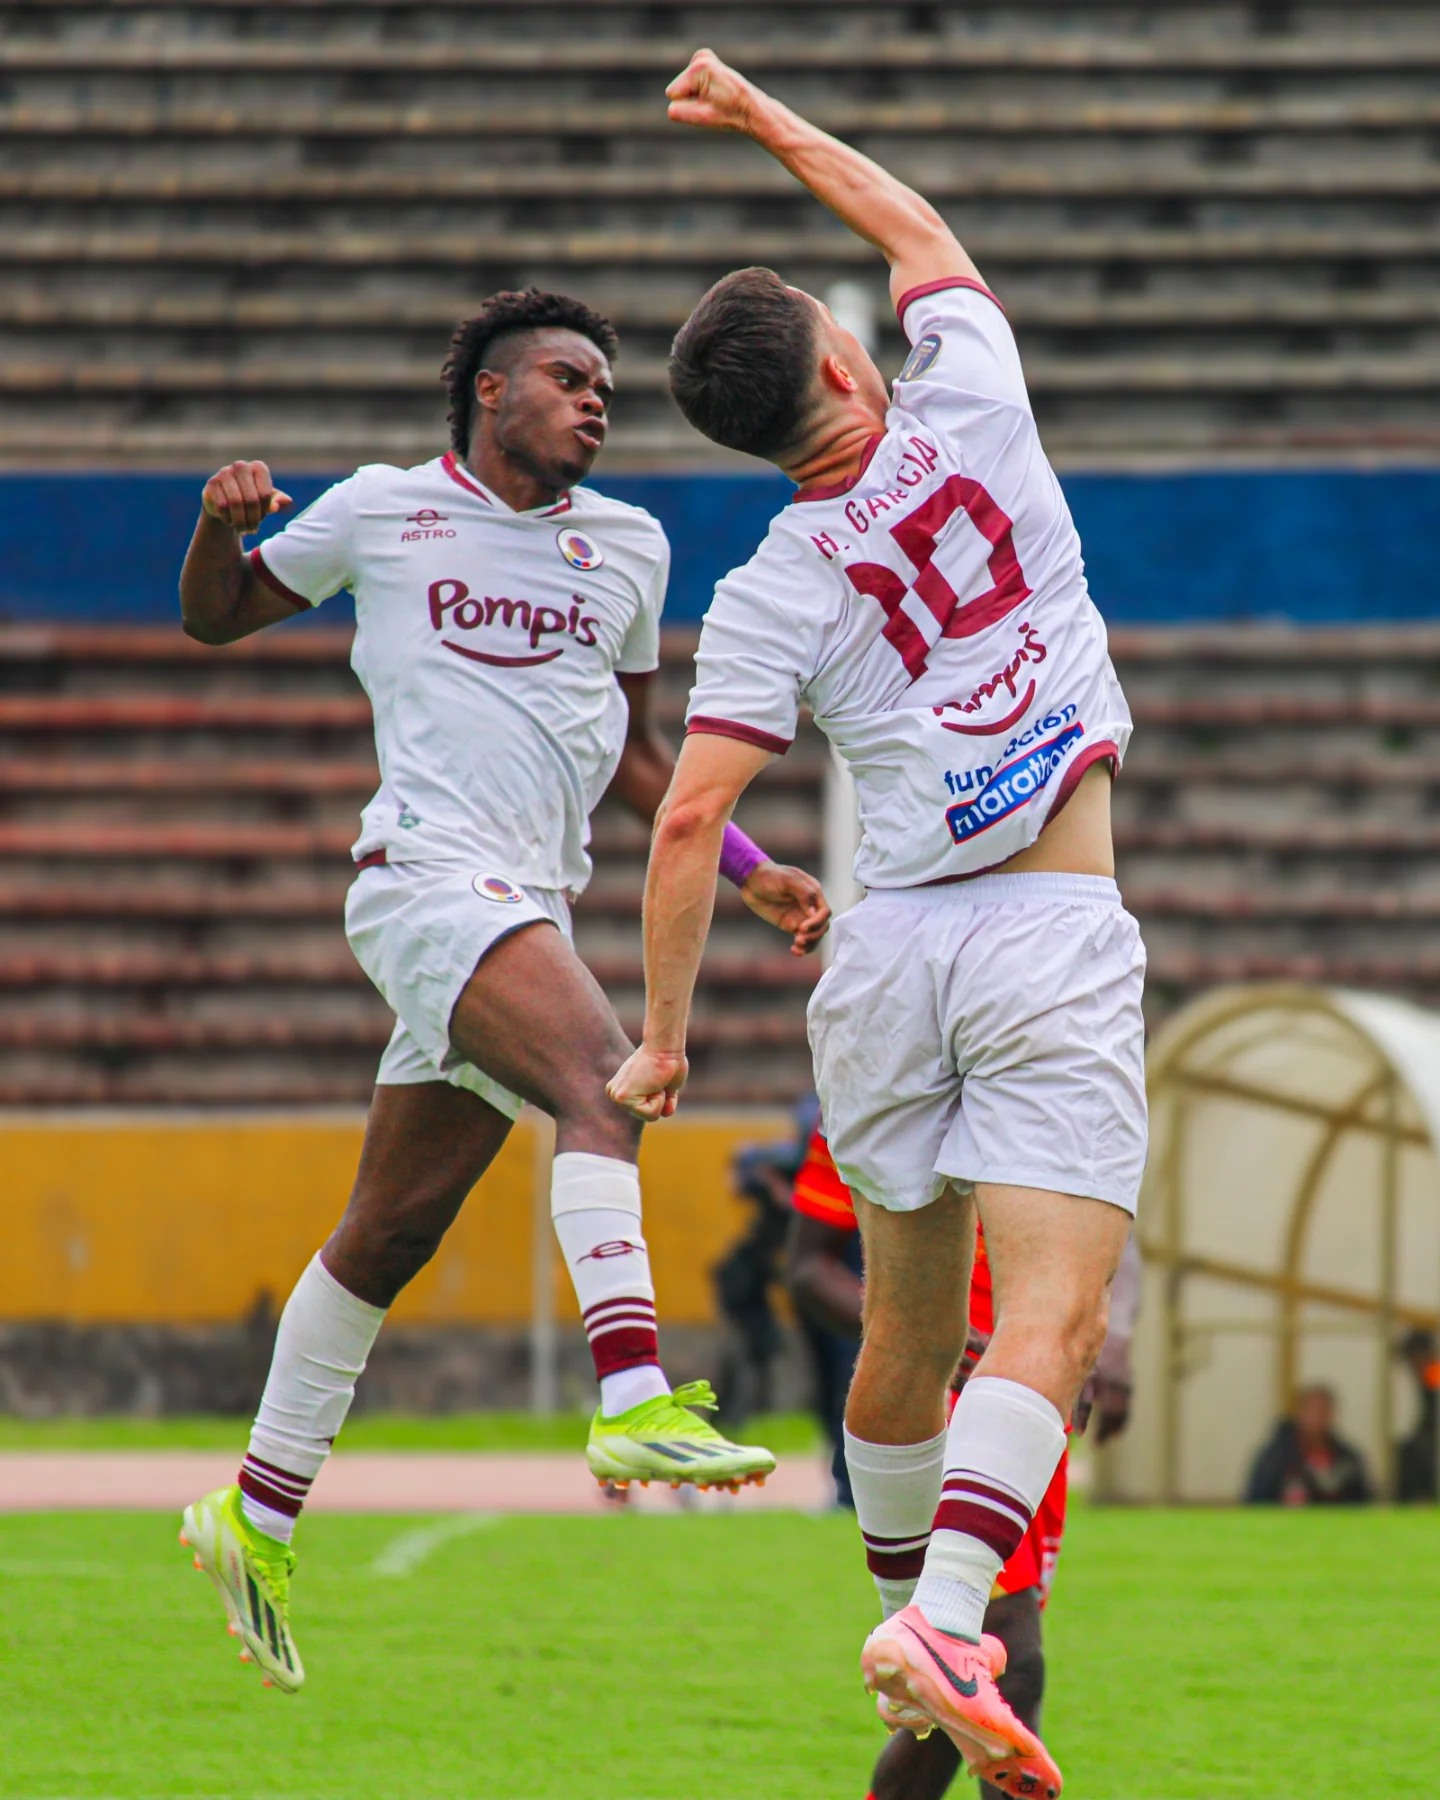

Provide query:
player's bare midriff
left=925, top=763, right=1115, bottom=886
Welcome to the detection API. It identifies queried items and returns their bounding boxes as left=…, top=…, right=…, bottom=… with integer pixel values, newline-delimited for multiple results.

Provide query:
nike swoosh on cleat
left=901, top=1621, right=980, bottom=1699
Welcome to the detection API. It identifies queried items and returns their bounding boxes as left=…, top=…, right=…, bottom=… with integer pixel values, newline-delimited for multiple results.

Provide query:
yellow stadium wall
left=0, top=1110, right=790, bottom=1327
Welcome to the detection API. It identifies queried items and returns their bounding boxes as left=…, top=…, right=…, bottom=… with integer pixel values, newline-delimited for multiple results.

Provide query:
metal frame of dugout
left=1101, top=984, right=1440, bottom=1505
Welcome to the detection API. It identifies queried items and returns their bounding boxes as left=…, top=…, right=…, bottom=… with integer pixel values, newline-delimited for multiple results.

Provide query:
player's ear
left=819, top=351, right=859, bottom=397
left=474, top=367, right=506, bottom=414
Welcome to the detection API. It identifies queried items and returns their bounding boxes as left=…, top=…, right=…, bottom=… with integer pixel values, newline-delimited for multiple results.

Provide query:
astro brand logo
left=402, top=509, right=456, bottom=542
left=944, top=721, right=1084, bottom=844
left=557, top=529, right=603, bottom=571
left=429, top=578, right=601, bottom=668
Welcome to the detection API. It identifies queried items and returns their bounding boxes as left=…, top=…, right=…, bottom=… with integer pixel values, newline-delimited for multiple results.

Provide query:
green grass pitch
left=4, top=1502, right=1437, bottom=1798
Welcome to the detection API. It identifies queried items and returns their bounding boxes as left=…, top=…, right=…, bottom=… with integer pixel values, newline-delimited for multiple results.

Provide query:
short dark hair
left=442, top=289, right=619, bottom=454
left=668, top=267, right=818, bottom=458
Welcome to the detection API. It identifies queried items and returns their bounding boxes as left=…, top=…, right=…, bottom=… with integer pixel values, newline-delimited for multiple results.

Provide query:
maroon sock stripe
left=590, top=1330, right=661, bottom=1379
left=861, top=1528, right=931, bottom=1581
left=582, top=1296, right=656, bottom=1326
left=932, top=1500, right=1028, bottom=1561
left=239, top=1468, right=307, bottom=1519
left=585, top=1309, right=659, bottom=1333
left=939, top=1476, right=1031, bottom=1533
left=941, top=1470, right=1029, bottom=1511
left=242, top=1452, right=314, bottom=1493
left=865, top=1545, right=929, bottom=1579
left=931, top=1498, right=1032, bottom=1562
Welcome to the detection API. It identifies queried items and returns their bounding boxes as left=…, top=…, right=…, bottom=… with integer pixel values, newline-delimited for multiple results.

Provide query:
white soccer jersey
left=687, top=279, right=1132, bottom=889
left=252, top=452, right=669, bottom=891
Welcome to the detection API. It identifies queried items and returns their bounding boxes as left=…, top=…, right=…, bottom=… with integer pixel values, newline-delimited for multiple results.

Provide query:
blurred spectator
left=711, top=1099, right=819, bottom=1429
left=1245, top=1383, right=1373, bottom=1506
left=1394, top=1328, right=1440, bottom=1503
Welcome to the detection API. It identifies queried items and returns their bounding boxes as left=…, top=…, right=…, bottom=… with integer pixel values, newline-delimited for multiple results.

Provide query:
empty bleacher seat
left=0, top=0, right=1436, bottom=467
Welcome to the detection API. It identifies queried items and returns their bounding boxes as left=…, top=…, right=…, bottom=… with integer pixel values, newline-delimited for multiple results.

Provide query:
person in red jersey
left=788, top=1129, right=1138, bottom=1800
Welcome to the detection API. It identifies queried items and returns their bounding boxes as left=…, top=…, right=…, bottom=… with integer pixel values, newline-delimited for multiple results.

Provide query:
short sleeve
left=686, top=535, right=817, bottom=757
left=893, top=278, right=1032, bottom=418
left=248, top=476, right=359, bottom=610
left=615, top=528, right=668, bottom=675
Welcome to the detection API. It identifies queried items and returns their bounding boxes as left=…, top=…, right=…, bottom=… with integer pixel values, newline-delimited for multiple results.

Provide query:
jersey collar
left=440, top=450, right=573, bottom=517
left=793, top=433, right=885, bottom=504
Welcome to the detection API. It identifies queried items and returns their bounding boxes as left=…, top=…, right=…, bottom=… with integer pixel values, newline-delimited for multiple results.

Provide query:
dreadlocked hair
left=442, top=289, right=620, bottom=454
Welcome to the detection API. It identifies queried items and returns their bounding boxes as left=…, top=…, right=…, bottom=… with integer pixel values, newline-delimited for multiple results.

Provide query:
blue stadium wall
left=3, top=470, right=1436, bottom=625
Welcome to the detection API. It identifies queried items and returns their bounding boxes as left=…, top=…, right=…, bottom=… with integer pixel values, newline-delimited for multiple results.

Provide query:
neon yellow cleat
left=180, top=1485, right=304, bottom=1694
left=585, top=1380, right=777, bottom=1491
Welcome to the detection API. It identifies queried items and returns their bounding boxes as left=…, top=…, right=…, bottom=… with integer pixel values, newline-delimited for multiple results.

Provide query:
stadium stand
left=5, top=622, right=1440, bottom=1107
left=1, top=0, right=1437, bottom=468
left=2, top=3, right=1438, bottom=1109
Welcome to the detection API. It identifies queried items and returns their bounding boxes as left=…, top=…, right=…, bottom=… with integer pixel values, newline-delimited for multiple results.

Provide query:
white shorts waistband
left=862, top=872, right=1122, bottom=908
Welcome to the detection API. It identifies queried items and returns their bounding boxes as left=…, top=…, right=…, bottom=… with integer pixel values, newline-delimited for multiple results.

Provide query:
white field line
left=368, top=1511, right=501, bottom=1577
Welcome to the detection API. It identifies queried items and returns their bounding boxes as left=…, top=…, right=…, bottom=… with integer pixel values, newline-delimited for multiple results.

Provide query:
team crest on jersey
left=557, top=529, right=603, bottom=572
left=898, top=334, right=942, bottom=382
left=473, top=872, right=525, bottom=905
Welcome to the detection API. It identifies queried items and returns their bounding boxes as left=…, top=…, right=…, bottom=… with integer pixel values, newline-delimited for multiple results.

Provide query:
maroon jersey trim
left=686, top=715, right=794, bottom=756
left=793, top=433, right=885, bottom=504
left=248, top=546, right=312, bottom=611
left=896, top=275, right=1006, bottom=327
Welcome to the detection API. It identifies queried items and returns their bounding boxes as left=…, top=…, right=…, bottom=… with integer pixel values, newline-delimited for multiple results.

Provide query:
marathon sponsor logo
left=428, top=577, right=601, bottom=668
left=932, top=622, right=1048, bottom=737
left=944, top=716, right=1084, bottom=844
left=941, top=704, right=1079, bottom=798
left=402, top=509, right=456, bottom=542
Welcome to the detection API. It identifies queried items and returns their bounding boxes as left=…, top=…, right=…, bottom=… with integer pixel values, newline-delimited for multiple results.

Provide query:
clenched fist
left=202, top=460, right=292, bottom=535
left=666, top=48, right=764, bottom=135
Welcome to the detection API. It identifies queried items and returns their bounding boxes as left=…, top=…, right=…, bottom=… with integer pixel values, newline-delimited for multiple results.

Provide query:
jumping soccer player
left=175, top=287, right=830, bottom=1692
left=609, top=54, right=1148, bottom=1796
left=788, top=1128, right=1139, bottom=1800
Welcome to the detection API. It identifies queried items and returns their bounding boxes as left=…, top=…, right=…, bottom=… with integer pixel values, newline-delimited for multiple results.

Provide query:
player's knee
left=1005, top=1284, right=1108, bottom=1386
left=329, top=1204, right=452, bottom=1302
left=552, top=1072, right=643, bottom=1159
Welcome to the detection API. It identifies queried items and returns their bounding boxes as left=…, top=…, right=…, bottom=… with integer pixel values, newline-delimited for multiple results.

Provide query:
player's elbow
left=180, top=607, right=234, bottom=647
left=653, top=788, right=730, bottom=848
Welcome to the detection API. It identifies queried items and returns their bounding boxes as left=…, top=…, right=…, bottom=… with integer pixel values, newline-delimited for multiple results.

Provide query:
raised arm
left=666, top=48, right=982, bottom=308
left=179, top=459, right=297, bottom=645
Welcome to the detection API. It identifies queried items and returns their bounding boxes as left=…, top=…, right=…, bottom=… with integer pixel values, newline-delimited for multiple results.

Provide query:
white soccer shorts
left=344, top=859, right=572, bottom=1121
left=807, top=871, right=1147, bottom=1215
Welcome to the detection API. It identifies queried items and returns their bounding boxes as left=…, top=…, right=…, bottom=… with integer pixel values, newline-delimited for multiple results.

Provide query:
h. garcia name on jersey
left=429, top=577, right=602, bottom=668
left=943, top=707, right=1084, bottom=844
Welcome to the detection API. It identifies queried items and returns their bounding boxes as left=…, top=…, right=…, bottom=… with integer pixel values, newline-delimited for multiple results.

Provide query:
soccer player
left=175, top=287, right=830, bottom=1691
left=787, top=1127, right=1139, bottom=1800
left=608, top=54, right=1148, bottom=1796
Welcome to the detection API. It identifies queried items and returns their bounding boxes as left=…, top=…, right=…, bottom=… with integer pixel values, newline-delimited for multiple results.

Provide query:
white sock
left=551, top=1151, right=670, bottom=1418
left=914, top=1376, right=1066, bottom=1641
left=238, top=1253, right=386, bottom=1544
left=844, top=1427, right=946, bottom=1619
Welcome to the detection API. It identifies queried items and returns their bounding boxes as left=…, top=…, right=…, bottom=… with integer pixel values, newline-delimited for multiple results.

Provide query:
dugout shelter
left=1105, top=984, right=1440, bottom=1504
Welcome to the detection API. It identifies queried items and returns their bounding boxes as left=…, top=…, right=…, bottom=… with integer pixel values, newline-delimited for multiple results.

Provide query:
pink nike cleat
left=860, top=1604, right=1062, bottom=1798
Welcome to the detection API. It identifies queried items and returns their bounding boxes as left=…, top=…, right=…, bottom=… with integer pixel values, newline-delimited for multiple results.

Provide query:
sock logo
left=579, top=1239, right=642, bottom=1261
